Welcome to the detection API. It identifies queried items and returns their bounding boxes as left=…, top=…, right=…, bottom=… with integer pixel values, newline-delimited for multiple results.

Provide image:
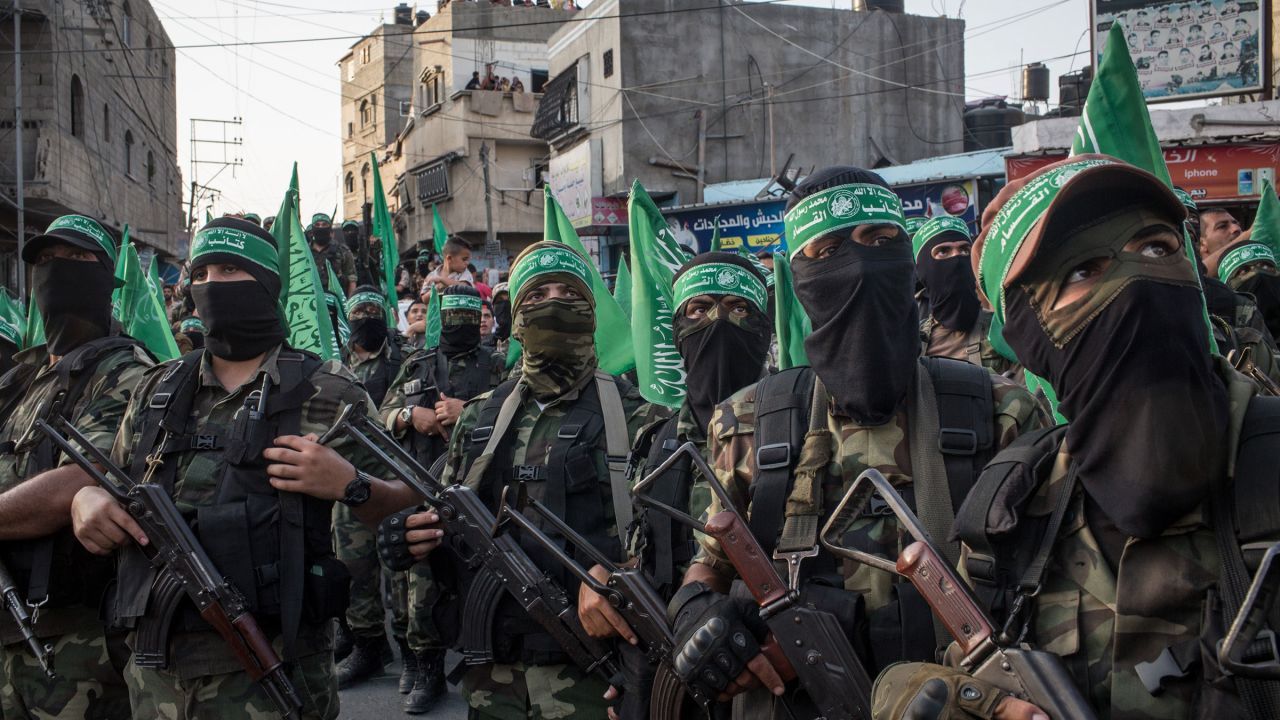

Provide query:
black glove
left=667, top=582, right=769, bottom=698
left=378, top=504, right=424, bottom=571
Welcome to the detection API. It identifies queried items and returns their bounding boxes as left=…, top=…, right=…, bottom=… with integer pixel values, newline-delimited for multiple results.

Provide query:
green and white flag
left=371, top=152, right=400, bottom=328
left=271, top=163, right=338, bottom=360
left=425, top=285, right=442, bottom=350
left=628, top=180, right=690, bottom=408
left=543, top=185, right=636, bottom=375
left=1248, top=178, right=1280, bottom=257
left=113, top=233, right=180, bottom=361
left=613, top=257, right=633, bottom=320
left=710, top=217, right=723, bottom=252
left=772, top=252, right=810, bottom=370
left=0, top=290, right=23, bottom=349
left=432, top=204, right=448, bottom=257
left=22, top=297, right=44, bottom=350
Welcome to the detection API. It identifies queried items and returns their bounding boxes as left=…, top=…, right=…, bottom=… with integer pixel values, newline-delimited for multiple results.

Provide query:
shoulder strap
left=434, top=347, right=452, bottom=397
left=128, top=350, right=205, bottom=486
left=461, top=380, right=526, bottom=492
left=747, top=366, right=816, bottom=553
left=638, top=416, right=687, bottom=586
left=595, top=371, right=634, bottom=543
left=921, top=355, right=996, bottom=511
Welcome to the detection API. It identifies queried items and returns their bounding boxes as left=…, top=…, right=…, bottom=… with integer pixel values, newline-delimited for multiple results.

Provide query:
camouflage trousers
left=0, top=616, right=131, bottom=720
left=333, top=504, right=389, bottom=639
left=124, top=649, right=338, bottom=720
left=461, top=662, right=610, bottom=720
left=386, top=561, right=448, bottom=653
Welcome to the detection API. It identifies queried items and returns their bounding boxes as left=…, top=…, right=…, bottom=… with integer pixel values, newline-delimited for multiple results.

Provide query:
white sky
left=163, top=0, right=1099, bottom=221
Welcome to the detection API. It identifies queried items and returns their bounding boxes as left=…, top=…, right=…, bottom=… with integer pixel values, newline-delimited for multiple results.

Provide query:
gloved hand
left=872, top=662, right=1038, bottom=720
left=667, top=582, right=775, bottom=701
left=378, top=505, right=426, bottom=571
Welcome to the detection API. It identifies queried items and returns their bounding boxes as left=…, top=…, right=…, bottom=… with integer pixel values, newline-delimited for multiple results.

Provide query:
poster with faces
left=1094, top=0, right=1264, bottom=101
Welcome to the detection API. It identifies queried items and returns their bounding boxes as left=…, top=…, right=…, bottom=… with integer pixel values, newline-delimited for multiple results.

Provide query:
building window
left=347, top=121, right=353, bottom=138
left=421, top=70, right=443, bottom=109
left=146, top=150, right=155, bottom=184
left=124, top=130, right=134, bottom=175
left=370, top=94, right=377, bottom=124
left=360, top=163, right=371, bottom=197
left=345, top=173, right=354, bottom=194
left=103, top=104, right=110, bottom=140
left=69, top=75, right=84, bottom=137
left=603, top=49, right=613, bottom=78
left=360, top=100, right=369, bottom=127
left=122, top=1, right=132, bottom=47
left=530, top=69, right=549, bottom=93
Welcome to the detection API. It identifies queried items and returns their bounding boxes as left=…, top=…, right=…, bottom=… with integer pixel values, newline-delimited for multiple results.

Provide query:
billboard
left=548, top=140, right=601, bottom=228
left=1091, top=0, right=1268, bottom=102
left=663, top=200, right=788, bottom=255
left=896, top=179, right=981, bottom=235
left=1006, top=142, right=1280, bottom=202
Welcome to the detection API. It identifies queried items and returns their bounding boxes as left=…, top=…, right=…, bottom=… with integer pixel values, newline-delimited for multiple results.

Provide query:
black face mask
left=0, top=340, right=16, bottom=375
left=1005, top=281, right=1227, bottom=538
left=34, top=258, right=114, bottom=356
left=187, top=332, right=205, bottom=350
left=349, top=317, right=389, bottom=352
left=312, top=227, right=333, bottom=247
left=190, top=280, right=286, bottom=361
left=343, top=228, right=360, bottom=249
left=1236, top=271, right=1280, bottom=340
left=675, top=306, right=771, bottom=430
left=440, top=322, right=481, bottom=356
left=493, top=298, right=512, bottom=341
left=791, top=237, right=919, bottom=424
left=917, top=252, right=981, bottom=332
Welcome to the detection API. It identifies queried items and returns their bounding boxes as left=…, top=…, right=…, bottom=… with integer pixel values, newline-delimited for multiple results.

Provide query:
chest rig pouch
left=0, top=337, right=143, bottom=614
left=631, top=417, right=694, bottom=600
left=116, top=348, right=349, bottom=661
left=400, top=349, right=494, bottom=467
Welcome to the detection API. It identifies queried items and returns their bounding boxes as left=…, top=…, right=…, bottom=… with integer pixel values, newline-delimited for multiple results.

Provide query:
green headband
left=179, top=317, right=206, bottom=334
left=190, top=226, right=280, bottom=276
left=342, top=220, right=359, bottom=230
left=311, top=213, right=332, bottom=225
left=1218, top=243, right=1276, bottom=283
left=904, top=216, right=927, bottom=237
left=345, top=291, right=386, bottom=316
left=912, top=216, right=972, bottom=262
left=46, top=215, right=118, bottom=264
left=742, top=253, right=775, bottom=289
left=510, top=245, right=593, bottom=301
left=977, top=157, right=1117, bottom=330
left=0, top=316, right=19, bottom=346
left=441, top=294, right=483, bottom=312
left=673, top=262, right=768, bottom=312
left=1174, top=188, right=1198, bottom=212
left=784, top=183, right=905, bottom=258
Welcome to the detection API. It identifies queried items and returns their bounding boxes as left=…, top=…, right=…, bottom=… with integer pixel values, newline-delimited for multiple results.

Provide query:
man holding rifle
left=68, top=216, right=419, bottom=719
left=874, top=157, right=1280, bottom=720
left=669, top=166, right=1047, bottom=716
left=0, top=214, right=153, bottom=719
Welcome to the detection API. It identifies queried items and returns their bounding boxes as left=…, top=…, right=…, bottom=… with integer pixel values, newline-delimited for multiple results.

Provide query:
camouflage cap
left=911, top=215, right=972, bottom=262
left=23, top=214, right=118, bottom=266
left=509, top=241, right=595, bottom=308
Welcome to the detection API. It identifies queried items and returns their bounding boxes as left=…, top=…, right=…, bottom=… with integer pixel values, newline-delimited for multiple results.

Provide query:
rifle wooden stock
left=703, top=511, right=788, bottom=608
left=897, top=542, right=993, bottom=656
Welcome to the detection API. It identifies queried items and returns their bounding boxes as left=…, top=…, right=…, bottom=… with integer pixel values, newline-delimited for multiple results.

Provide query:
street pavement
left=338, top=650, right=469, bottom=719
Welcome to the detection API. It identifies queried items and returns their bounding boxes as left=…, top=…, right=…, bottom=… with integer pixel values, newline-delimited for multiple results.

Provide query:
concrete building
left=0, top=0, right=184, bottom=289
left=339, top=5, right=418, bottom=226
left=395, top=2, right=572, bottom=270
left=537, top=0, right=965, bottom=266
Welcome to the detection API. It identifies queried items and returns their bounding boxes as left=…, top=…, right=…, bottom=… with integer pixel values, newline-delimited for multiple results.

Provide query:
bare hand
left=411, top=406, right=444, bottom=437
left=995, top=697, right=1049, bottom=720
left=577, top=564, right=638, bottom=643
left=70, top=486, right=148, bottom=555
left=405, top=510, right=445, bottom=558
left=604, top=686, right=620, bottom=720
left=407, top=320, right=426, bottom=335
left=264, top=433, right=357, bottom=501
left=433, top=393, right=465, bottom=428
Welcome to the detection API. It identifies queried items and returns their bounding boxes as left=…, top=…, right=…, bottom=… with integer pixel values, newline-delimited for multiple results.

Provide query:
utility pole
left=480, top=142, right=496, bottom=255
left=696, top=110, right=707, bottom=204
left=188, top=117, right=243, bottom=231
left=14, top=0, right=24, bottom=298
left=766, top=83, right=776, bottom=179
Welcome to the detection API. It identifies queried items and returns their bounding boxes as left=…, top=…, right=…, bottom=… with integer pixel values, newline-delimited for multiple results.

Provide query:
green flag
left=710, top=217, right=723, bottom=252
left=425, top=285, right=442, bottom=350
left=772, top=252, right=810, bottom=369
left=1249, top=179, right=1280, bottom=257
left=113, top=237, right=180, bottom=361
left=205, top=208, right=213, bottom=225
left=22, top=294, right=43, bottom=349
left=432, top=204, right=448, bottom=257
left=370, top=152, right=400, bottom=329
left=271, top=163, right=338, bottom=360
left=0, top=289, right=23, bottom=350
left=543, top=186, right=636, bottom=374
left=627, top=180, right=689, bottom=408
left=613, top=258, right=632, bottom=320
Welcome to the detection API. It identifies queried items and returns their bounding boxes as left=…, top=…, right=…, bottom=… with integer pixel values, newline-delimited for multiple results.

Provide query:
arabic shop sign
left=663, top=200, right=788, bottom=255
left=896, top=179, right=980, bottom=235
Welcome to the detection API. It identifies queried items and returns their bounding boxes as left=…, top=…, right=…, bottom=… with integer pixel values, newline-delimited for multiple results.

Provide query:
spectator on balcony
left=465, top=71, right=481, bottom=90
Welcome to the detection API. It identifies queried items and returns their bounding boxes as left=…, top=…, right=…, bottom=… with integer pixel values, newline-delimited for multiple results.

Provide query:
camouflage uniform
left=109, top=346, right=384, bottom=719
left=438, top=372, right=656, bottom=719
left=379, top=346, right=505, bottom=654
left=313, top=242, right=358, bottom=295
left=694, top=369, right=1049, bottom=615
left=918, top=310, right=1019, bottom=378
left=0, top=342, right=151, bottom=720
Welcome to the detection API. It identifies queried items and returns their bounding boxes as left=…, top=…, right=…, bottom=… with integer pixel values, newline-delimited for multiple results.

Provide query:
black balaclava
left=440, top=284, right=483, bottom=356
left=347, top=284, right=389, bottom=352
left=189, top=217, right=286, bottom=361
left=787, top=167, right=919, bottom=425
left=35, top=257, right=115, bottom=356
left=0, top=339, right=15, bottom=375
left=342, top=222, right=361, bottom=252
left=1236, top=269, right=1280, bottom=339
left=492, top=292, right=512, bottom=341
left=672, top=253, right=772, bottom=429
left=917, top=233, right=981, bottom=332
left=1002, top=201, right=1226, bottom=540
left=311, top=223, right=333, bottom=247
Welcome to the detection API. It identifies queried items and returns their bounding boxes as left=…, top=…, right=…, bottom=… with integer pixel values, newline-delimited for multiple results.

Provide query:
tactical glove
left=378, top=505, right=424, bottom=572
left=667, top=581, right=769, bottom=698
left=872, top=662, right=1007, bottom=720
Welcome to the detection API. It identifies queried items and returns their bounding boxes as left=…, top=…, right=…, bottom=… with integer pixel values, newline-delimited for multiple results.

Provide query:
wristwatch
left=398, top=404, right=416, bottom=427
left=340, top=471, right=373, bottom=507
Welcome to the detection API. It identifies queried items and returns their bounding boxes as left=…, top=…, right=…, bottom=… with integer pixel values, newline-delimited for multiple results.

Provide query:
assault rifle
left=490, top=481, right=711, bottom=719
left=1230, top=347, right=1280, bottom=397
left=0, top=556, right=55, bottom=677
left=633, top=442, right=874, bottom=720
left=318, top=404, right=620, bottom=683
left=1219, top=542, right=1280, bottom=679
left=34, top=415, right=303, bottom=720
left=820, top=469, right=1097, bottom=720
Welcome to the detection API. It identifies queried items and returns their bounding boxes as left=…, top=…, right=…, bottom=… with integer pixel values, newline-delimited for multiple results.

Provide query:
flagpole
left=14, top=0, right=25, bottom=299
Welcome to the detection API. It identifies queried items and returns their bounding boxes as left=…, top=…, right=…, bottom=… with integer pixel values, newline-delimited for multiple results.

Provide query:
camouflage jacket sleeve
left=304, top=359, right=387, bottom=480
left=378, top=349, right=426, bottom=436
left=66, top=346, right=153, bottom=463
left=439, top=392, right=490, bottom=487
left=989, top=373, right=1052, bottom=449
left=339, top=245, right=358, bottom=288
left=110, top=360, right=170, bottom=480
left=690, top=386, right=759, bottom=577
